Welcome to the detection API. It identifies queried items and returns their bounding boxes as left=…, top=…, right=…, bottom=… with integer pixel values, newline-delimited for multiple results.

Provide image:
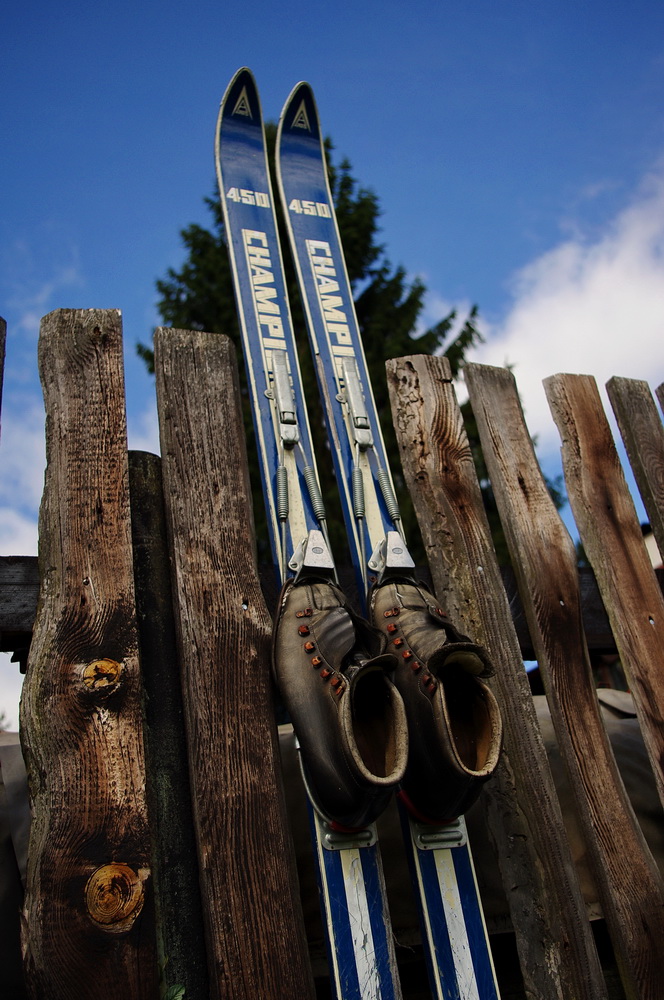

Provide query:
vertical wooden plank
left=606, top=376, right=664, bottom=566
left=154, top=328, right=315, bottom=1000
left=656, top=382, right=664, bottom=416
left=128, top=451, right=210, bottom=1000
left=545, top=373, right=664, bottom=810
left=386, top=354, right=607, bottom=1000
left=20, top=309, right=157, bottom=999
left=466, top=362, right=664, bottom=1000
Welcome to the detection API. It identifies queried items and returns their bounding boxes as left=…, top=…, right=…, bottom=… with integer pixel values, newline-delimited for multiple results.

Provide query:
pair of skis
left=215, top=68, right=499, bottom=1000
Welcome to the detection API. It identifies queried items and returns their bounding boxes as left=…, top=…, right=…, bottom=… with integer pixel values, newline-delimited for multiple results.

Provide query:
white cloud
left=0, top=399, right=44, bottom=555
left=467, top=166, right=664, bottom=458
left=0, top=508, right=39, bottom=557
left=416, top=289, right=476, bottom=342
left=127, top=401, right=160, bottom=455
left=3, top=242, right=83, bottom=340
left=0, top=653, right=24, bottom=732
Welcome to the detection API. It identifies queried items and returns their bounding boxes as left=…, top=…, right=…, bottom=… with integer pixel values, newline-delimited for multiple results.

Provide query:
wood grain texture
left=128, top=451, right=210, bottom=1000
left=386, top=354, right=607, bottom=1000
left=656, top=383, right=664, bottom=417
left=607, top=376, right=664, bottom=568
left=0, top=556, right=39, bottom=634
left=466, top=362, right=664, bottom=1000
left=20, top=310, right=157, bottom=999
left=545, top=373, right=664, bottom=810
left=7, top=553, right=646, bottom=657
left=154, top=328, right=315, bottom=1000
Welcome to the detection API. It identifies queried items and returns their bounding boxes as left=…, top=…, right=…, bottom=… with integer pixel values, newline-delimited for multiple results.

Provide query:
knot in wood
left=85, top=863, right=148, bottom=933
left=80, top=658, right=124, bottom=697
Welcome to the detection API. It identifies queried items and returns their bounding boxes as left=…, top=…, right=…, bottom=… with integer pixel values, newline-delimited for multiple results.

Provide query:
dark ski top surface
left=277, top=83, right=399, bottom=593
left=216, top=69, right=320, bottom=575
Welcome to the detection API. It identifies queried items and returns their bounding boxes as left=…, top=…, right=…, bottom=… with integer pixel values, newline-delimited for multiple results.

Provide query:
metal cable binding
left=302, top=462, right=338, bottom=584
left=276, top=465, right=289, bottom=522
left=376, top=466, right=402, bottom=526
left=303, top=465, right=327, bottom=523
left=352, top=453, right=368, bottom=592
left=352, top=466, right=365, bottom=520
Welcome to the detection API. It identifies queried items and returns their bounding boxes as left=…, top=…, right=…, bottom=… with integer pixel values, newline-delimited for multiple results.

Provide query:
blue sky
left=2, top=2, right=664, bottom=723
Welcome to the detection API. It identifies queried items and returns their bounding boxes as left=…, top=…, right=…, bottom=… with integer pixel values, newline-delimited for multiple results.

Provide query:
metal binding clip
left=368, top=530, right=416, bottom=583
left=289, top=528, right=336, bottom=581
left=268, top=350, right=300, bottom=445
left=339, top=357, right=373, bottom=449
left=410, top=815, right=467, bottom=851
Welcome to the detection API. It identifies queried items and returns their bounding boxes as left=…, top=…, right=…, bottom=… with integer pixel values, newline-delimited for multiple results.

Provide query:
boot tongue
left=310, top=581, right=346, bottom=610
left=306, top=581, right=396, bottom=673
left=344, top=651, right=398, bottom=684
left=313, top=606, right=356, bottom=670
left=429, top=643, right=494, bottom=678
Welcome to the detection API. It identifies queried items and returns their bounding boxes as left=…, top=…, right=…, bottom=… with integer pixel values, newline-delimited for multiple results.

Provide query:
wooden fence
left=2, top=308, right=664, bottom=999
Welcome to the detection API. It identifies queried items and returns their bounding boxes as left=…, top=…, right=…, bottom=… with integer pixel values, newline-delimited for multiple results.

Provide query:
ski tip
left=217, top=66, right=262, bottom=131
left=278, top=81, right=321, bottom=144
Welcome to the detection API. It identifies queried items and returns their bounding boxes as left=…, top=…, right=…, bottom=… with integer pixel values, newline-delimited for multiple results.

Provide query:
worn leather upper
left=272, top=578, right=408, bottom=829
left=370, top=579, right=502, bottom=822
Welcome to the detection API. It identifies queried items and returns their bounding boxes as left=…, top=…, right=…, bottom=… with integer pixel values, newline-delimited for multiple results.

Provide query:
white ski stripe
left=219, top=227, right=280, bottom=555
left=409, top=834, right=445, bottom=997
left=435, top=848, right=480, bottom=1000
left=284, top=445, right=307, bottom=553
left=463, top=820, right=500, bottom=990
left=312, top=815, right=344, bottom=996
left=359, top=451, right=384, bottom=552
left=340, top=848, right=382, bottom=999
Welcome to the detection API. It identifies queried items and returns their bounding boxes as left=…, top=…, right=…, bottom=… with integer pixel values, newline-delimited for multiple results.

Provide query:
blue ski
left=276, top=81, right=500, bottom=1000
left=215, top=67, right=403, bottom=1000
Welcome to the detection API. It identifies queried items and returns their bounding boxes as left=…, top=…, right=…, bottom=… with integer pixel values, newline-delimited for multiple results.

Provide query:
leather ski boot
left=273, top=578, right=408, bottom=830
left=370, top=578, right=502, bottom=823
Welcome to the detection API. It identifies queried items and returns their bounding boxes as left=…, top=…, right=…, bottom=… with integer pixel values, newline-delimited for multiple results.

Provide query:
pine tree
left=140, top=128, right=484, bottom=563
left=142, top=129, right=480, bottom=373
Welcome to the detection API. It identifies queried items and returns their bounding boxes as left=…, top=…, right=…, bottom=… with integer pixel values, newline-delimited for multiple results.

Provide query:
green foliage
left=154, top=194, right=238, bottom=342
left=143, top=128, right=513, bottom=565
left=162, top=987, right=186, bottom=1000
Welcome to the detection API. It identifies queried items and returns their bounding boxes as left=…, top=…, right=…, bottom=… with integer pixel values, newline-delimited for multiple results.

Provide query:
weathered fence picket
left=129, top=449, right=210, bottom=999
left=20, top=310, right=158, bottom=998
left=656, top=382, right=664, bottom=415
left=545, top=374, right=664, bottom=813
left=3, top=307, right=664, bottom=999
left=465, top=362, right=664, bottom=999
left=385, top=354, right=608, bottom=1000
left=154, top=327, right=315, bottom=1000
left=607, top=376, right=664, bottom=571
